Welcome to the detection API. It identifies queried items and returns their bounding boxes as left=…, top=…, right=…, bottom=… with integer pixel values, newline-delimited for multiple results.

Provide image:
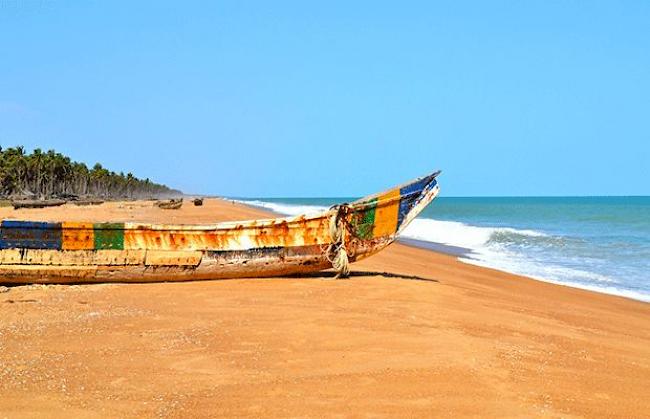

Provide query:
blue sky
left=1, top=1, right=648, bottom=197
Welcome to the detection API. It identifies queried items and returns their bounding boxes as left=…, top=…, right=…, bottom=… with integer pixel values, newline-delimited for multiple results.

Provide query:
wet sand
left=1, top=199, right=649, bottom=417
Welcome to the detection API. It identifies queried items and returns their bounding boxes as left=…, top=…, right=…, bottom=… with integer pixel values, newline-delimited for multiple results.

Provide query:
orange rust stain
left=255, top=227, right=272, bottom=248
left=248, top=220, right=291, bottom=248
left=123, top=217, right=333, bottom=252
left=250, top=217, right=331, bottom=248
left=124, top=227, right=241, bottom=251
left=278, top=220, right=289, bottom=234
left=62, top=222, right=94, bottom=250
left=316, top=217, right=330, bottom=243
left=298, top=219, right=310, bottom=246
left=125, top=229, right=173, bottom=250
left=205, top=231, right=224, bottom=249
left=300, top=217, right=329, bottom=246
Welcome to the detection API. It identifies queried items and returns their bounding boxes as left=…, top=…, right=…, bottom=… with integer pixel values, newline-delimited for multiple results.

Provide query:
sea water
left=235, top=196, right=650, bottom=303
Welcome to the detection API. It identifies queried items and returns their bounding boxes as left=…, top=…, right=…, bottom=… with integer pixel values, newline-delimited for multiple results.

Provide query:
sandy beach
left=1, top=199, right=649, bottom=418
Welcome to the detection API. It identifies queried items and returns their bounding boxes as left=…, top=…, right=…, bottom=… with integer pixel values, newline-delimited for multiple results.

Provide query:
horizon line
left=198, top=194, right=650, bottom=200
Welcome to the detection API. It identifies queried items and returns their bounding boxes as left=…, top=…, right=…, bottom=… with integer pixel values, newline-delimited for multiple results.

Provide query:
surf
left=237, top=197, right=650, bottom=303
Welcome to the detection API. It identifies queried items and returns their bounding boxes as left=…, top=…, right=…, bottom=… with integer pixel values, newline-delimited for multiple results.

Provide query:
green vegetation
left=0, top=146, right=181, bottom=199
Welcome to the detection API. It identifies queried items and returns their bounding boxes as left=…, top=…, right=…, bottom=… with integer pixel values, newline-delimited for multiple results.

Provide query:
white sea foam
left=233, top=199, right=328, bottom=217
left=401, top=221, right=650, bottom=301
left=235, top=199, right=650, bottom=303
left=461, top=252, right=650, bottom=302
left=400, top=219, right=547, bottom=250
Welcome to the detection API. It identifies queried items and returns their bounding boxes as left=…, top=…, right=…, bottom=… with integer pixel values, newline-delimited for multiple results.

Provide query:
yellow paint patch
left=144, top=250, right=203, bottom=266
left=373, top=188, right=401, bottom=238
left=0, top=249, right=145, bottom=266
left=62, top=222, right=95, bottom=250
left=94, top=250, right=145, bottom=265
left=0, top=249, right=23, bottom=264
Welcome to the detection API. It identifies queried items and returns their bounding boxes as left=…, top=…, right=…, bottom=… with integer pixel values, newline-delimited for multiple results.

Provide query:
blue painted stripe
left=0, top=220, right=63, bottom=249
left=397, top=176, right=437, bottom=228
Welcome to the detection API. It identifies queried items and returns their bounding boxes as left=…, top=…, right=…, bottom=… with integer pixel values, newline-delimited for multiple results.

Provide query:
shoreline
left=1, top=196, right=647, bottom=303
left=236, top=199, right=650, bottom=304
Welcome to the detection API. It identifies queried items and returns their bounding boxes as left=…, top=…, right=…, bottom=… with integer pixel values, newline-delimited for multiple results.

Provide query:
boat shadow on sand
left=288, top=270, right=439, bottom=283
left=0, top=271, right=438, bottom=288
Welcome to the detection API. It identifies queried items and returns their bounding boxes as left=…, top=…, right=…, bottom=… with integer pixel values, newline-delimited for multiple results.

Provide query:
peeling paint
left=0, top=171, right=440, bottom=283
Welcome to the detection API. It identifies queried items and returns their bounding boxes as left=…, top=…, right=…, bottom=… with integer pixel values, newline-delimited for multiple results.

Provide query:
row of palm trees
left=0, top=146, right=181, bottom=199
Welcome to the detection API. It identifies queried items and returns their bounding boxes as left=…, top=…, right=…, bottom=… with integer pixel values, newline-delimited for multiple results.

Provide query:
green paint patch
left=94, top=223, right=124, bottom=249
left=351, top=199, right=377, bottom=240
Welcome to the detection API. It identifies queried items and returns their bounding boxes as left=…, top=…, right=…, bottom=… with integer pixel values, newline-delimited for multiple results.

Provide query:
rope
left=326, top=205, right=350, bottom=278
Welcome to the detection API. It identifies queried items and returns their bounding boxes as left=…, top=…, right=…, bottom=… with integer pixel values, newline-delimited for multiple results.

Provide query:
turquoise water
left=237, top=197, right=650, bottom=302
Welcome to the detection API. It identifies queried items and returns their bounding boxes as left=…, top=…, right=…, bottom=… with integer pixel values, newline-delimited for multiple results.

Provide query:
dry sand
left=1, top=199, right=649, bottom=418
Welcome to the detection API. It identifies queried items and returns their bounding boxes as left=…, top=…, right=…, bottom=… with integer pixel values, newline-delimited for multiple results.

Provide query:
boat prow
left=326, top=170, right=440, bottom=265
left=0, top=171, right=441, bottom=283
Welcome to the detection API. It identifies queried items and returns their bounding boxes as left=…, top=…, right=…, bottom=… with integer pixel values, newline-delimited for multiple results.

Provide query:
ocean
left=236, top=196, right=650, bottom=303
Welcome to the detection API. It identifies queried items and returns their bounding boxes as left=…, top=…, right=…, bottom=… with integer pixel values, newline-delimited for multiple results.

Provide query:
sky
left=1, top=1, right=648, bottom=197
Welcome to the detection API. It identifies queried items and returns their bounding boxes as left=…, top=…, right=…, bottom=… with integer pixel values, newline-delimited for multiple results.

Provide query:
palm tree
left=0, top=146, right=181, bottom=199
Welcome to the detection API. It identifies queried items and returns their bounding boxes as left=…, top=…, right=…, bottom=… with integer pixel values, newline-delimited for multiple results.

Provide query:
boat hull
left=0, top=171, right=440, bottom=284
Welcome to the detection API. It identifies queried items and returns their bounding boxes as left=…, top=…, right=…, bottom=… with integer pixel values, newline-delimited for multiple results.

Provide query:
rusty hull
left=0, top=171, right=441, bottom=283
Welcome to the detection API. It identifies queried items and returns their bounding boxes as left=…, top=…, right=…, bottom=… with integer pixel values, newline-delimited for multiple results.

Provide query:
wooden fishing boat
left=73, top=199, right=105, bottom=206
left=0, top=171, right=440, bottom=284
left=11, top=199, right=67, bottom=209
left=156, top=198, right=183, bottom=210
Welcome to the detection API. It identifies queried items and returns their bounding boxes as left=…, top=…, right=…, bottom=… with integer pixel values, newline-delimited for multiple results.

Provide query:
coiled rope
left=326, top=204, right=350, bottom=278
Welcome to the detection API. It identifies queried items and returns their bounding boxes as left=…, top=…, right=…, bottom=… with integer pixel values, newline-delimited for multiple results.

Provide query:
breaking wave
left=235, top=199, right=650, bottom=303
left=400, top=219, right=548, bottom=250
left=233, top=199, right=327, bottom=217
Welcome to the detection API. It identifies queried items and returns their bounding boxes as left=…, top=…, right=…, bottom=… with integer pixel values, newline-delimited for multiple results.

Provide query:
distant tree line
left=0, top=146, right=181, bottom=199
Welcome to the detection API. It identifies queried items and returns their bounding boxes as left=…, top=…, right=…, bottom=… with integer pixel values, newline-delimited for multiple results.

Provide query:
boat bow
left=332, top=170, right=441, bottom=265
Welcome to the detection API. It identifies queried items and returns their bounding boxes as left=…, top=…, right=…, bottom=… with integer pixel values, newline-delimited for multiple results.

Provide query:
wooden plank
left=0, top=249, right=145, bottom=266
left=62, top=222, right=95, bottom=250
left=373, top=189, right=401, bottom=238
left=0, top=264, right=98, bottom=282
left=0, top=249, right=22, bottom=264
left=144, top=250, right=203, bottom=266
left=94, top=223, right=124, bottom=249
left=0, top=221, right=62, bottom=249
left=350, top=199, right=377, bottom=240
left=397, top=175, right=436, bottom=228
left=94, top=250, right=146, bottom=265
left=124, top=229, right=202, bottom=251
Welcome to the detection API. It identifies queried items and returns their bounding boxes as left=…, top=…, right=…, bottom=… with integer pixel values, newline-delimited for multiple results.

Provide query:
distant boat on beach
left=0, top=171, right=440, bottom=284
left=72, top=198, right=105, bottom=206
left=155, top=198, right=183, bottom=210
left=11, top=199, right=67, bottom=209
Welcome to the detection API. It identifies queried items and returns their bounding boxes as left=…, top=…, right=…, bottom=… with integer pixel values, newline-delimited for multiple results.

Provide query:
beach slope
left=1, top=199, right=649, bottom=417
